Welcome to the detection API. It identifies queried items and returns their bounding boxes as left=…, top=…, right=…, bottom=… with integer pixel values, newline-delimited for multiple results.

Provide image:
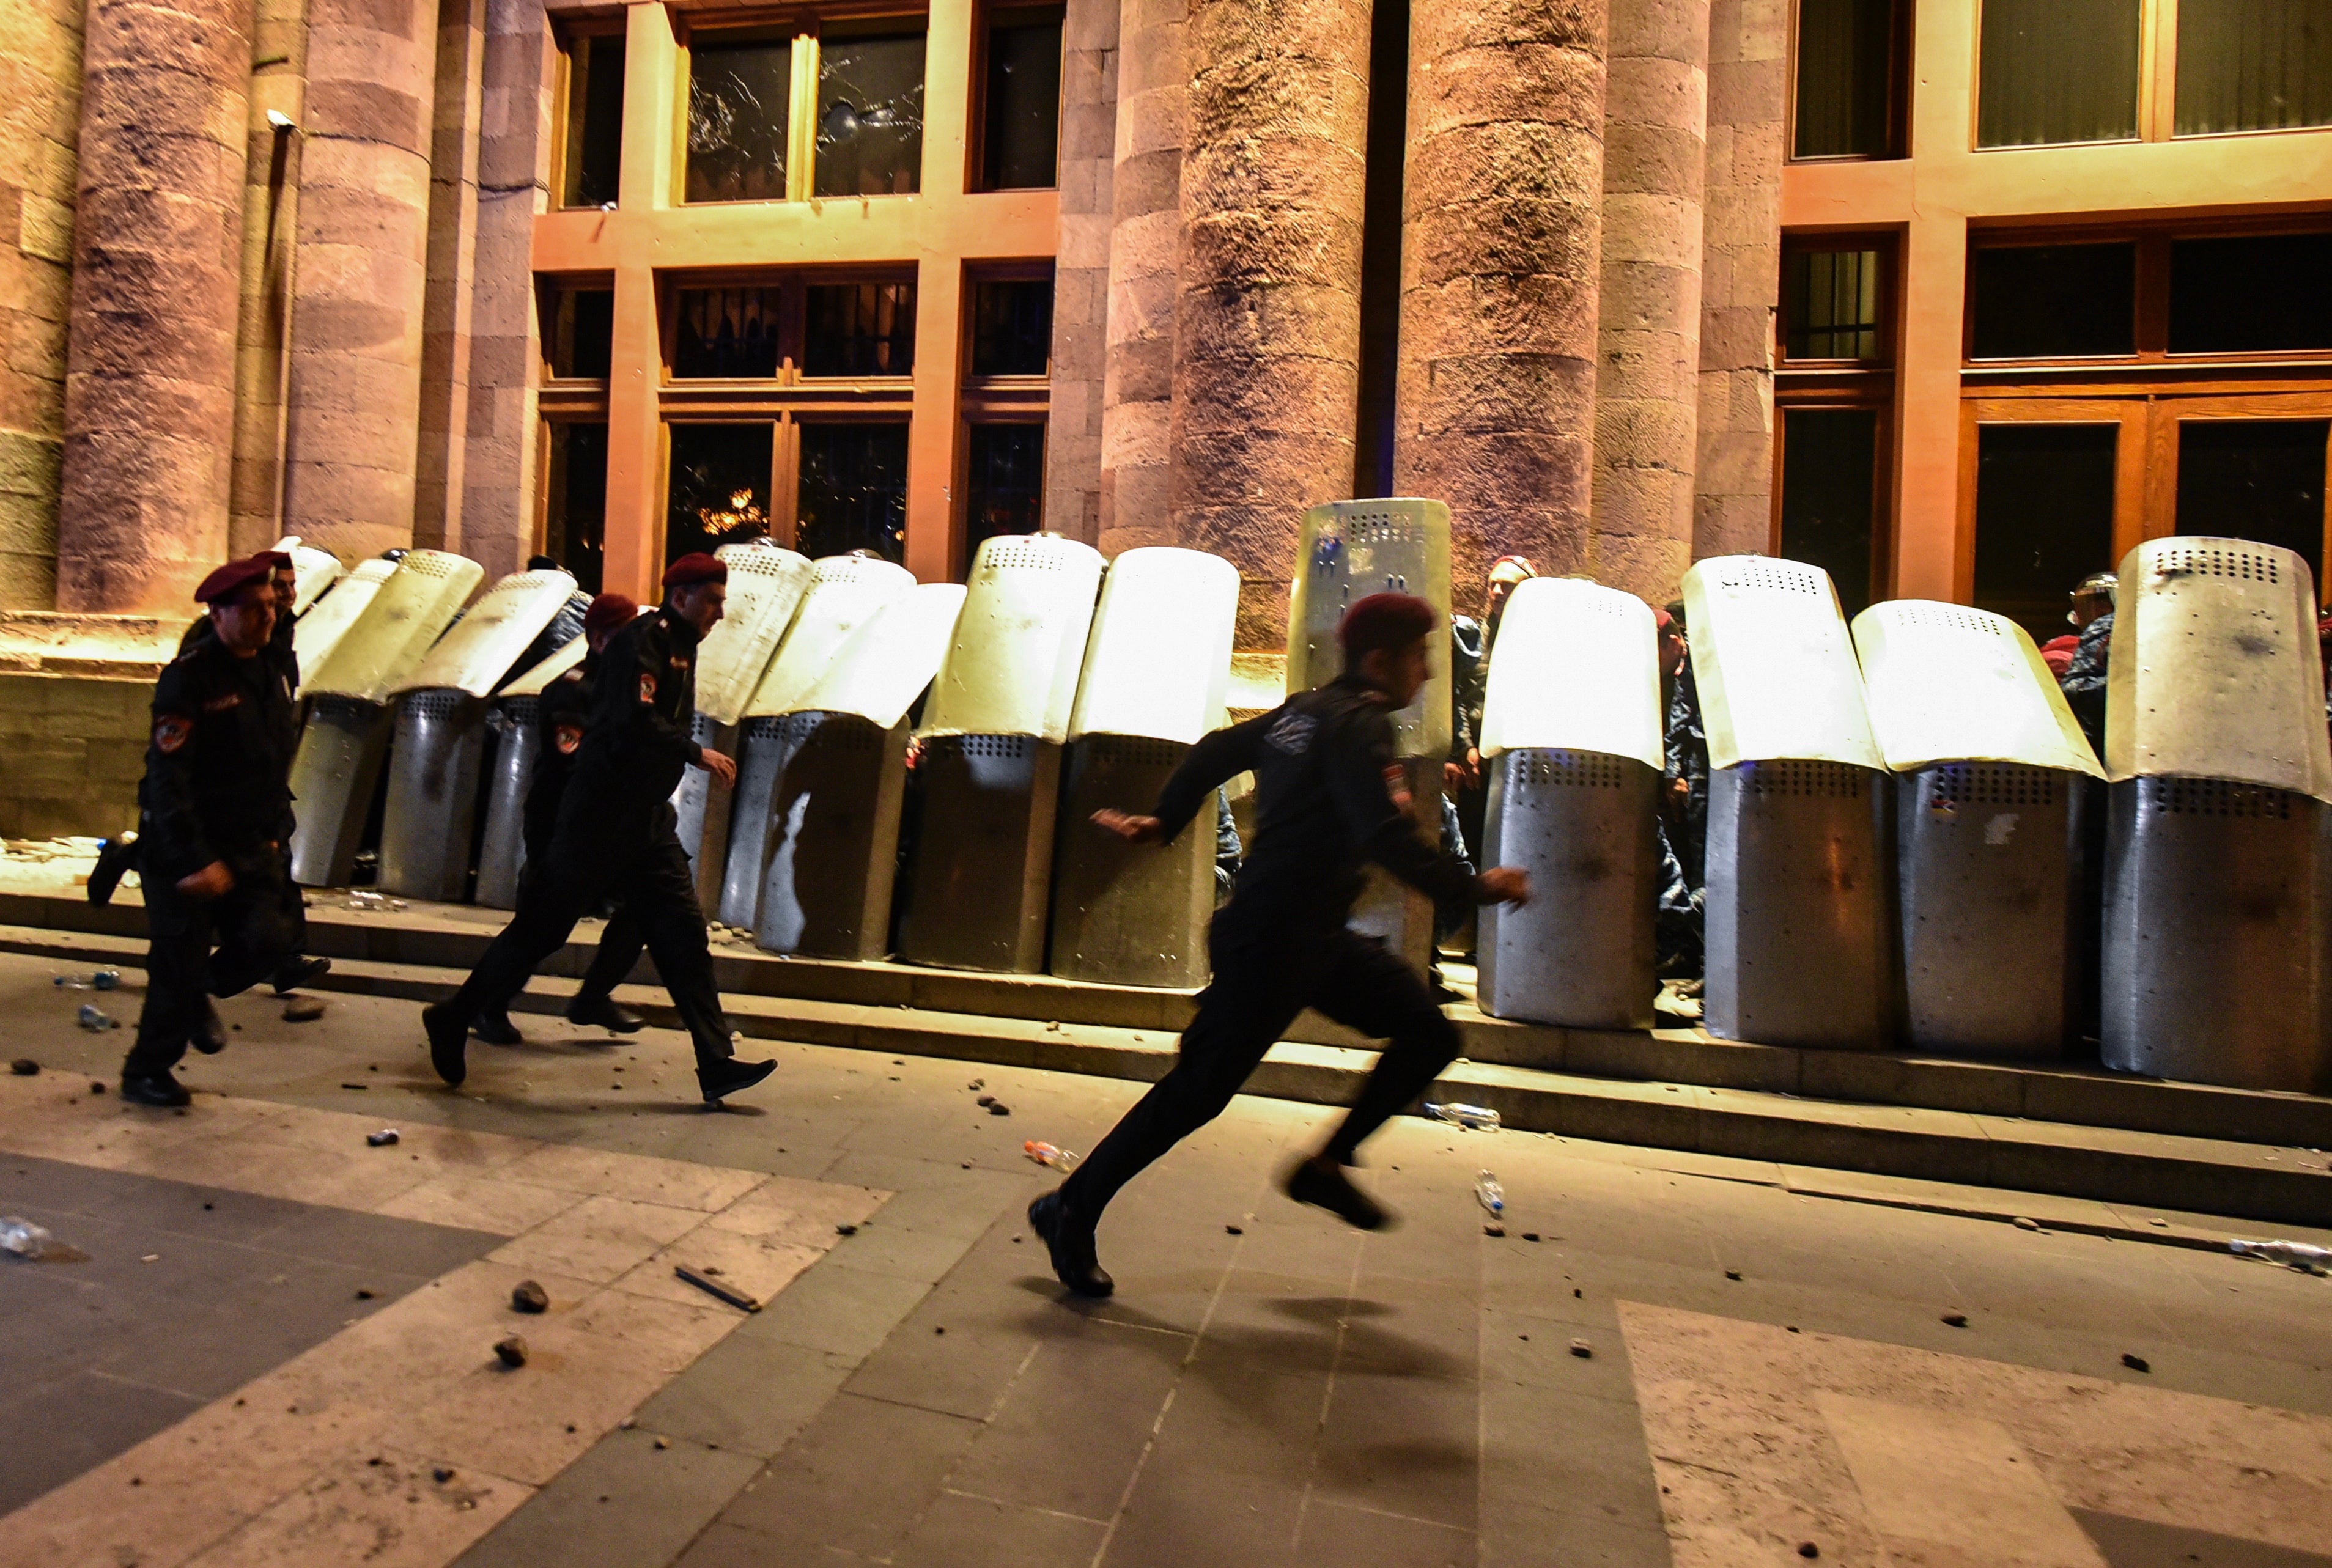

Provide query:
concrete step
left=7, top=915, right=2331, bottom=1229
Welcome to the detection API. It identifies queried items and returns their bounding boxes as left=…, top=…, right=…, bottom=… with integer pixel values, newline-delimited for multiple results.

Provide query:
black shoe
left=1283, top=1155, right=1391, bottom=1231
left=1027, top=1190, right=1113, bottom=1298
left=191, top=1001, right=227, bottom=1056
left=698, top=1057, right=775, bottom=1105
left=472, top=1010, right=523, bottom=1047
left=423, top=1002, right=468, bottom=1087
left=567, top=993, right=644, bottom=1033
left=89, top=832, right=138, bottom=906
left=120, top=1072, right=190, bottom=1108
left=272, top=955, right=331, bottom=995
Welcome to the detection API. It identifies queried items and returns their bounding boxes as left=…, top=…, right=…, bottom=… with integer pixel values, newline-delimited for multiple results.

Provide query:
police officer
left=1028, top=592, right=1530, bottom=1297
left=423, top=554, right=776, bottom=1105
left=120, top=556, right=308, bottom=1107
left=468, top=592, right=649, bottom=1046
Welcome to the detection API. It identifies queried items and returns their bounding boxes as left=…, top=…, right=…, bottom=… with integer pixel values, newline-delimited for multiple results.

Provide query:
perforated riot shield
left=1051, top=548, right=1239, bottom=987
left=287, top=696, right=393, bottom=888
left=290, top=559, right=396, bottom=688
left=1474, top=580, right=1663, bottom=1032
left=301, top=550, right=483, bottom=703
left=393, top=569, right=578, bottom=701
left=469, top=636, right=589, bottom=909
left=271, top=536, right=344, bottom=616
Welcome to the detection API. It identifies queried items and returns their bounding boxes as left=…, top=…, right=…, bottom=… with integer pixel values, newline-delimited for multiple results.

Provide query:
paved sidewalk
left=1, top=949, right=2328, bottom=1567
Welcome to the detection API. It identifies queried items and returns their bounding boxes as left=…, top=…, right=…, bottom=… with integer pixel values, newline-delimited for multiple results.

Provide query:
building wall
left=0, top=669, right=151, bottom=838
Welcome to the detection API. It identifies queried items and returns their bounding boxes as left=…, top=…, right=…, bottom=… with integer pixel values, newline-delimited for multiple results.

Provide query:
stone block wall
left=0, top=669, right=150, bottom=838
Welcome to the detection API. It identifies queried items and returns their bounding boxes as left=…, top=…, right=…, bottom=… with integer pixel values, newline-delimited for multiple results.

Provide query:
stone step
left=7, top=917, right=2331, bottom=1229
left=7, top=887, right=2329, bottom=1154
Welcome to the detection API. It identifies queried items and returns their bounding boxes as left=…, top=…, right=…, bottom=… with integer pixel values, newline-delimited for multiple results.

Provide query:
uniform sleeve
left=138, top=663, right=215, bottom=881
left=596, top=624, right=704, bottom=771
left=1152, top=715, right=1269, bottom=844
left=1324, top=707, right=1481, bottom=905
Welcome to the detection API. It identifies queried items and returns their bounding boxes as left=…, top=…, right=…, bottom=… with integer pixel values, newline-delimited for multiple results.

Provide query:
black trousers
left=1058, top=919, right=1463, bottom=1224
left=445, top=804, right=732, bottom=1069
left=126, top=849, right=299, bottom=1077
left=519, top=819, right=645, bottom=1004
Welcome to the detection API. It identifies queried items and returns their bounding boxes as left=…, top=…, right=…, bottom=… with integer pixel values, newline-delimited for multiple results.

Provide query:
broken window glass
left=814, top=32, right=926, bottom=197
left=688, top=39, right=792, bottom=203
left=666, top=423, right=775, bottom=562
left=797, top=424, right=909, bottom=560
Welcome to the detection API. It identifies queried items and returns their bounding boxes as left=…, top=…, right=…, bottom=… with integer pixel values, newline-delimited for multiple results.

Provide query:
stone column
left=1096, top=0, right=1186, bottom=559
left=1590, top=0, right=1708, bottom=602
left=413, top=0, right=487, bottom=558
left=1171, top=0, right=1372, bottom=649
left=1395, top=0, right=1606, bottom=615
left=1692, top=0, right=1784, bottom=560
left=54, top=0, right=256, bottom=612
left=277, top=0, right=439, bottom=562
left=227, top=0, right=307, bottom=559
left=1039, top=0, right=1119, bottom=543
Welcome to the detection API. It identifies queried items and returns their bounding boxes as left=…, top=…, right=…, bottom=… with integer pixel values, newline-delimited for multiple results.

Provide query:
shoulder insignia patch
left=1382, top=763, right=1413, bottom=810
left=638, top=672, right=657, bottom=704
left=554, top=723, right=584, bottom=755
left=1266, top=712, right=1317, bottom=755
left=153, top=716, right=193, bottom=754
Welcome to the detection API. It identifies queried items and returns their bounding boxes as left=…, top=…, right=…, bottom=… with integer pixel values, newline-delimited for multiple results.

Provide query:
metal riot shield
left=300, top=550, right=483, bottom=702
left=271, top=536, right=344, bottom=616
left=287, top=695, right=393, bottom=887
left=473, top=696, right=539, bottom=910
left=1050, top=548, right=1239, bottom=987
left=1474, top=580, right=1664, bottom=1031
left=1682, top=555, right=1883, bottom=773
left=902, top=537, right=1104, bottom=971
left=376, top=690, right=489, bottom=901
left=1854, top=600, right=2101, bottom=1055
left=290, top=558, right=396, bottom=688
left=672, top=712, right=739, bottom=911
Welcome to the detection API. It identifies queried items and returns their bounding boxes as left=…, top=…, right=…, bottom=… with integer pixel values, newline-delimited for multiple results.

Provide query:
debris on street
left=366, top=1129, right=400, bottom=1147
left=284, top=996, right=327, bottom=1022
left=512, top=1279, right=550, bottom=1314
left=9, top=1058, right=37, bottom=1076
left=1024, top=1141, right=1079, bottom=1171
left=676, top=1265, right=761, bottom=1312
left=493, top=1336, right=528, bottom=1369
left=76, top=1004, right=117, bottom=1031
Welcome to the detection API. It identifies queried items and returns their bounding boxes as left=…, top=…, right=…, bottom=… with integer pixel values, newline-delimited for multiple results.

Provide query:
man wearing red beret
left=1030, top=592, right=1532, bottom=1297
left=119, top=556, right=308, bottom=1106
left=424, top=553, right=777, bottom=1104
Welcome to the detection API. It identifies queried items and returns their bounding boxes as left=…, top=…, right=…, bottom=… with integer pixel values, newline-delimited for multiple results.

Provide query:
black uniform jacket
left=562, top=605, right=704, bottom=827
left=1150, top=674, right=1480, bottom=939
left=139, top=635, right=300, bottom=884
left=525, top=652, right=597, bottom=848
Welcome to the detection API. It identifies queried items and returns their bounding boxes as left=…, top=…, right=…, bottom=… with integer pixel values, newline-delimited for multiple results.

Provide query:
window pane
left=969, top=279, right=1054, bottom=376
left=673, top=286, right=783, bottom=378
left=1792, top=0, right=1893, bottom=158
left=815, top=33, right=926, bottom=197
left=1977, top=0, right=2141, bottom=147
left=1779, top=408, right=1879, bottom=617
left=963, top=424, right=1047, bottom=573
left=803, top=282, right=916, bottom=376
left=2177, top=421, right=2328, bottom=587
left=563, top=35, right=625, bottom=208
left=688, top=39, right=791, bottom=204
left=982, top=17, right=1063, bottom=189
left=1782, top=249, right=1882, bottom=360
left=1974, top=424, right=2119, bottom=641
left=549, top=288, right=613, bottom=379
left=797, top=424, right=909, bottom=561
left=1969, top=245, right=2137, bottom=359
left=2168, top=233, right=2332, bottom=353
left=544, top=422, right=608, bottom=593
left=667, top=423, right=774, bottom=563
left=2177, top=0, right=2332, bottom=135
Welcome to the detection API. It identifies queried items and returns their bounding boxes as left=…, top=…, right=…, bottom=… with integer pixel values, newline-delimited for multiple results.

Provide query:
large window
left=803, top=282, right=917, bottom=377
left=2177, top=0, right=2332, bottom=135
left=2168, top=233, right=2332, bottom=354
left=666, top=423, right=777, bottom=561
left=1973, top=424, right=2120, bottom=639
left=544, top=422, right=610, bottom=592
left=686, top=25, right=926, bottom=204
left=674, top=286, right=783, bottom=379
left=2178, top=421, right=2330, bottom=584
left=560, top=33, right=626, bottom=208
left=980, top=8, right=1063, bottom=189
left=1782, top=247, right=1884, bottom=362
left=1978, top=0, right=2143, bottom=147
left=546, top=287, right=614, bottom=380
left=797, top=424, right=910, bottom=559
left=1968, top=227, right=2332, bottom=363
left=1969, top=244, right=2138, bottom=359
left=962, top=423, right=1046, bottom=573
left=1777, top=409, right=1883, bottom=617
left=969, top=278, right=1053, bottom=377
left=1791, top=0, right=1898, bottom=158
left=687, top=37, right=794, bottom=203
left=814, top=31, right=927, bottom=197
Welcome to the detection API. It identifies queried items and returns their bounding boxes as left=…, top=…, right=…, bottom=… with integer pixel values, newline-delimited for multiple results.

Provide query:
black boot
left=1027, top=1190, right=1113, bottom=1298
left=88, top=831, right=139, bottom=907
left=697, top=1057, right=775, bottom=1105
left=273, top=955, right=331, bottom=995
left=566, top=993, right=644, bottom=1034
left=120, top=1072, right=191, bottom=1108
left=472, top=1010, right=523, bottom=1047
left=1283, top=1154, right=1391, bottom=1231
left=422, top=1002, right=468, bottom=1086
left=191, top=1001, right=227, bottom=1055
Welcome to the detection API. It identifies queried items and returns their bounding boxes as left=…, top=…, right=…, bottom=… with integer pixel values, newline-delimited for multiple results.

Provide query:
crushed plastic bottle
left=344, top=891, right=410, bottom=912
left=2231, top=1238, right=2332, bottom=1274
left=1475, top=1171, right=1505, bottom=1218
left=1, top=1216, right=54, bottom=1259
left=51, top=971, right=120, bottom=991
left=76, top=1004, right=117, bottom=1032
left=1425, top=1102, right=1502, bottom=1133
left=1023, top=1141, right=1080, bottom=1172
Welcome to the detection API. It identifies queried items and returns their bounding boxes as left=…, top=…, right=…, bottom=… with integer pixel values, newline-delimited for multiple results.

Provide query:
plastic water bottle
left=1, top=1216, right=53, bottom=1259
left=1475, top=1172, right=1505, bottom=1218
left=51, top=971, right=119, bottom=990
left=1023, top=1141, right=1080, bottom=1172
left=1425, top=1102, right=1501, bottom=1132
left=2231, top=1238, right=2332, bottom=1273
left=76, top=1004, right=117, bottom=1031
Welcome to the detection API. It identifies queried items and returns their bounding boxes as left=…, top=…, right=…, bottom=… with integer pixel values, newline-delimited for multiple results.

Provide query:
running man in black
left=1028, top=592, right=1530, bottom=1297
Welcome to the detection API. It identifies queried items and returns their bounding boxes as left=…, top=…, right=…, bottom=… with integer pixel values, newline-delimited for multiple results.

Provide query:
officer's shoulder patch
left=554, top=723, right=583, bottom=755
left=1266, top=711, right=1316, bottom=754
left=153, top=715, right=193, bottom=753
left=638, top=671, right=657, bottom=703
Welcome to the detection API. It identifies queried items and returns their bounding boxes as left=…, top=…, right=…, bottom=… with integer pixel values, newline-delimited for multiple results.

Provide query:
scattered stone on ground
left=283, top=996, right=327, bottom=1022
left=9, top=1059, right=36, bottom=1075
left=511, top=1279, right=550, bottom=1314
left=493, top=1336, right=528, bottom=1369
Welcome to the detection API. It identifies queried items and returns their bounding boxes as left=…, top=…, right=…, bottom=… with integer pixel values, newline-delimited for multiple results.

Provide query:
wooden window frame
left=1769, top=391, right=1898, bottom=605
left=1778, top=232, right=1900, bottom=369
left=968, top=1, right=1067, bottom=193
left=1784, top=0, right=1914, bottom=163
left=551, top=20, right=629, bottom=212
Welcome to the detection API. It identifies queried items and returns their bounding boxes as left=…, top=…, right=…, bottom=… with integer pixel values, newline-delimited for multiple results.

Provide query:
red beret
left=261, top=550, right=293, bottom=570
left=193, top=554, right=278, bottom=606
left=1337, top=592, right=1439, bottom=659
left=583, top=592, right=638, bottom=638
left=662, top=553, right=729, bottom=589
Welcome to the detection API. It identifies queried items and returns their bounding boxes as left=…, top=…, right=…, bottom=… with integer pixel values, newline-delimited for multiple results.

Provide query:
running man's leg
left=1308, top=931, right=1465, bottom=1165
left=622, top=832, right=734, bottom=1071
left=577, top=902, right=647, bottom=1002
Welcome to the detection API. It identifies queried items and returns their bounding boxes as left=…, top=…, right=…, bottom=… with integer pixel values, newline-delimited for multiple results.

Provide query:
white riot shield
left=498, top=635, right=587, bottom=696
left=1478, top=577, right=1662, bottom=768
left=692, top=543, right=815, bottom=725
left=919, top=534, right=1106, bottom=741
left=272, top=536, right=344, bottom=616
left=1286, top=498, right=1453, bottom=759
left=743, top=555, right=915, bottom=719
left=2105, top=537, right=2332, bottom=801
left=1852, top=600, right=2101, bottom=776
left=1067, top=547, right=1239, bottom=744
left=1682, top=555, right=1883, bottom=771
left=391, top=569, right=578, bottom=699
left=291, top=558, right=396, bottom=686
left=301, top=550, right=484, bottom=702
left=800, top=584, right=969, bottom=726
